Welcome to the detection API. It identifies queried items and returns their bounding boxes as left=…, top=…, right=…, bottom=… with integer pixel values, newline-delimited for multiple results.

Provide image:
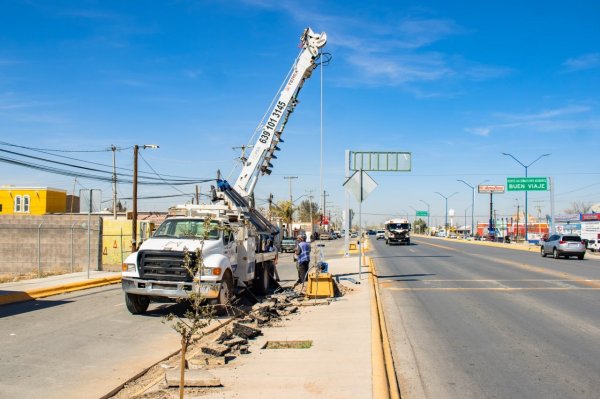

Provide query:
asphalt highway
left=373, top=236, right=600, bottom=399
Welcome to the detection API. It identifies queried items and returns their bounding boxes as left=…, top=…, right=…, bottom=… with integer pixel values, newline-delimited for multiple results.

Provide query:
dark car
left=541, top=234, right=585, bottom=260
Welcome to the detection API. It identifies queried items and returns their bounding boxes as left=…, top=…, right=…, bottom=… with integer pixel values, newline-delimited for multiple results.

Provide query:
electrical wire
left=0, top=140, right=209, bottom=180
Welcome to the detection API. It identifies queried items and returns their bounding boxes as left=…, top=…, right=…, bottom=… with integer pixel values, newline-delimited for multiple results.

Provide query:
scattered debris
left=200, top=343, right=230, bottom=357
left=232, top=322, right=262, bottom=339
left=109, top=284, right=347, bottom=398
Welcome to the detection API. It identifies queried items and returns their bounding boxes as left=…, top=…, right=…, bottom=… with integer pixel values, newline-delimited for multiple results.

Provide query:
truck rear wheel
left=125, top=293, right=150, bottom=314
left=254, top=262, right=272, bottom=295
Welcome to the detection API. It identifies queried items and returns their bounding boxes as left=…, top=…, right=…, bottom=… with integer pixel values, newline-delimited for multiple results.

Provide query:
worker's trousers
left=297, top=261, right=309, bottom=283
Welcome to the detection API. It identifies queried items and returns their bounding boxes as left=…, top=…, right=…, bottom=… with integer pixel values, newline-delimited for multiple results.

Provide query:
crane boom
left=234, top=27, right=327, bottom=198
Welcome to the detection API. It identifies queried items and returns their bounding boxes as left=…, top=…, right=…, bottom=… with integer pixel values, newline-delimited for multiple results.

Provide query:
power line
left=0, top=141, right=208, bottom=180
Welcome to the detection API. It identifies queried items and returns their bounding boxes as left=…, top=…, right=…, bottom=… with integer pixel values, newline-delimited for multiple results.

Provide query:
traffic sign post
left=344, top=150, right=412, bottom=278
left=477, top=185, right=505, bottom=239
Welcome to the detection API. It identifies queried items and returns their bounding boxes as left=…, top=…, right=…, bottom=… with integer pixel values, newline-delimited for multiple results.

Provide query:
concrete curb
left=0, top=275, right=122, bottom=306
left=368, top=255, right=401, bottom=399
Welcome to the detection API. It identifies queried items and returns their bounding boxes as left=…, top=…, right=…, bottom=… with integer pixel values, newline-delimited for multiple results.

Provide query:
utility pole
left=195, top=185, right=200, bottom=205
left=111, top=145, right=117, bottom=219
left=322, top=190, right=329, bottom=229
left=306, top=189, right=315, bottom=236
left=132, top=144, right=159, bottom=252
left=283, top=176, right=298, bottom=235
left=516, top=200, right=520, bottom=241
left=233, top=144, right=253, bottom=165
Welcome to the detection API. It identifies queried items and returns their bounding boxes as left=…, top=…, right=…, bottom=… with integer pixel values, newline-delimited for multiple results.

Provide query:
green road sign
left=416, top=210, right=428, bottom=216
left=349, top=151, right=411, bottom=172
left=506, top=177, right=548, bottom=191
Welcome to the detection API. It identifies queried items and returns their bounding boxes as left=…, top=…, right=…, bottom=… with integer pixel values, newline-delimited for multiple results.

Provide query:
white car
left=376, top=230, right=385, bottom=240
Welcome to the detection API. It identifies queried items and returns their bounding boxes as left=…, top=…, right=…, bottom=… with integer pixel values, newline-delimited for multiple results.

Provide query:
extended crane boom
left=234, top=27, right=327, bottom=198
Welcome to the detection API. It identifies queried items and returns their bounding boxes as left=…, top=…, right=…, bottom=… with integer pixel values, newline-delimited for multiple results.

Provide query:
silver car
left=541, top=234, right=585, bottom=260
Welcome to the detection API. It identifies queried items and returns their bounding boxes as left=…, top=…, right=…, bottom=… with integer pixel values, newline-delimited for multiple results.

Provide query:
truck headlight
left=202, top=267, right=222, bottom=276
left=122, top=263, right=136, bottom=272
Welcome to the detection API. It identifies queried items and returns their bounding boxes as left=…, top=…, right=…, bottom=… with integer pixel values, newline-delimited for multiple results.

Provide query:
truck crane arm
left=234, top=27, right=327, bottom=198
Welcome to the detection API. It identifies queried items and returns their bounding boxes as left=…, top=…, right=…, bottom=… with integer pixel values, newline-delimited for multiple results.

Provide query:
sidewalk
left=199, top=255, right=374, bottom=399
left=0, top=270, right=121, bottom=306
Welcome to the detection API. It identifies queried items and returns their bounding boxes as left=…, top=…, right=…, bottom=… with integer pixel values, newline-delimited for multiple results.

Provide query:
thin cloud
left=562, top=53, right=600, bottom=72
left=244, top=2, right=506, bottom=93
left=467, top=105, right=595, bottom=136
left=493, top=105, right=591, bottom=121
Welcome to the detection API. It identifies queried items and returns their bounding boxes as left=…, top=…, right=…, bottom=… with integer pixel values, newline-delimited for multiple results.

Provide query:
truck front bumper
left=122, top=277, right=221, bottom=299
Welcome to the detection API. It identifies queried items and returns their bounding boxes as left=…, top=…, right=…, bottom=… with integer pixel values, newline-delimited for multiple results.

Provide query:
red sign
left=322, top=217, right=329, bottom=225
left=581, top=213, right=600, bottom=221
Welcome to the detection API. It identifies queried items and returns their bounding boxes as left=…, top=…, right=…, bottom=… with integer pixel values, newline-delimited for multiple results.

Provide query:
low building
left=0, top=186, right=67, bottom=215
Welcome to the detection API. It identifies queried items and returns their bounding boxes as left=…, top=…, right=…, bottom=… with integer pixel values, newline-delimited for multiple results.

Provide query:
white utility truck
left=384, top=218, right=411, bottom=245
left=121, top=28, right=327, bottom=314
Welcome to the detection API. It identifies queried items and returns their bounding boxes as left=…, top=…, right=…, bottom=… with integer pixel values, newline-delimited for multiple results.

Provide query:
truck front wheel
left=125, top=293, right=150, bottom=314
left=212, top=271, right=234, bottom=315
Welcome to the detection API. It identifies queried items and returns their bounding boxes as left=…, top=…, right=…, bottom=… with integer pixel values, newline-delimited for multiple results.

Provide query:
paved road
left=373, top=236, right=600, bottom=399
left=0, top=239, right=337, bottom=399
left=0, top=284, right=182, bottom=399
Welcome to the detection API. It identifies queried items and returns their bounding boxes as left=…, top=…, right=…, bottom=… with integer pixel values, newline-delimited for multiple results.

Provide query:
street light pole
left=502, top=152, right=550, bottom=242
left=132, top=144, right=159, bottom=252
left=435, top=191, right=458, bottom=236
left=457, top=180, right=475, bottom=237
left=419, top=199, right=430, bottom=235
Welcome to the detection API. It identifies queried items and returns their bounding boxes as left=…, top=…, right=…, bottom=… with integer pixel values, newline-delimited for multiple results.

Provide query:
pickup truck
left=280, top=237, right=296, bottom=253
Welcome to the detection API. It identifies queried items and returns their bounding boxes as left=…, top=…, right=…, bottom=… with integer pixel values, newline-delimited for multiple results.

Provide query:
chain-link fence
left=0, top=215, right=102, bottom=279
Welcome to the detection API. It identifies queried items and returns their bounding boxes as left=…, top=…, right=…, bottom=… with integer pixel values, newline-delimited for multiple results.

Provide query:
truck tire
left=212, top=271, right=234, bottom=315
left=125, top=293, right=150, bottom=314
left=254, top=262, right=271, bottom=295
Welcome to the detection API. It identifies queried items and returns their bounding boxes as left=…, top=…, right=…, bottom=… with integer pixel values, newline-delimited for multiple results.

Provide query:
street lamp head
left=143, top=144, right=159, bottom=149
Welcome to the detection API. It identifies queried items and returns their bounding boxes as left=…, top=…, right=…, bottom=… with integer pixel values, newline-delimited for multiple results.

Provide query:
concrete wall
left=0, top=214, right=102, bottom=277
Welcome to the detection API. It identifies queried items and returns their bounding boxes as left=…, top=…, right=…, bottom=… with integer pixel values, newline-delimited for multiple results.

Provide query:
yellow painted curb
left=0, top=275, right=122, bottom=306
left=369, top=256, right=401, bottom=399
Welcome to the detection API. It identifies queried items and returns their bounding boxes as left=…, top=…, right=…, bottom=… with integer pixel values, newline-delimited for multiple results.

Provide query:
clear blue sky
left=1, top=0, right=599, bottom=227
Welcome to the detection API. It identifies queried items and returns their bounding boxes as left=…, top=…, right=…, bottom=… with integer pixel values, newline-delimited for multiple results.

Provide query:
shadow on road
left=0, top=298, right=73, bottom=318
left=375, top=273, right=436, bottom=281
left=371, top=255, right=452, bottom=259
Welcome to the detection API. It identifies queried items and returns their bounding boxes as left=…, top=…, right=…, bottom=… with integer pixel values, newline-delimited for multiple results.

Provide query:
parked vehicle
left=280, top=237, right=296, bottom=253
left=540, top=234, right=586, bottom=260
left=587, top=239, right=599, bottom=252
left=320, top=232, right=331, bottom=240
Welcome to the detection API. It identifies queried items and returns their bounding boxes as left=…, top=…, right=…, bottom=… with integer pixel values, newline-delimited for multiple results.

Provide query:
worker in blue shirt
left=295, top=234, right=311, bottom=284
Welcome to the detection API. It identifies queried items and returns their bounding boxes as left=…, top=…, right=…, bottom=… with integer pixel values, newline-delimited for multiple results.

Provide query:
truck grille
left=138, top=250, right=194, bottom=282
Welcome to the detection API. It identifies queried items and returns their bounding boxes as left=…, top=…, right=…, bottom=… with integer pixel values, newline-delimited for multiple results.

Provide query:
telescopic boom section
left=233, top=27, right=327, bottom=198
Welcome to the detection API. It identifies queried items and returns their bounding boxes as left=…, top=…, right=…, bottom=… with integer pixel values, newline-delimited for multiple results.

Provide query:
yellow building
left=0, top=186, right=67, bottom=215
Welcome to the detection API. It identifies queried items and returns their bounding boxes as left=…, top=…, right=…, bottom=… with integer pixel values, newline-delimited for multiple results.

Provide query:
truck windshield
left=388, top=223, right=410, bottom=230
left=153, top=219, right=220, bottom=240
